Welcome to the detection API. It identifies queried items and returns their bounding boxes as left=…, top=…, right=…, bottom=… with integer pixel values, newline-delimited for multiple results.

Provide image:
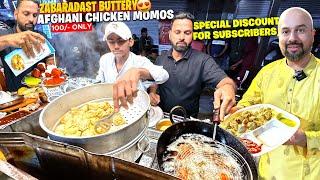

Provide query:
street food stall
left=0, top=83, right=262, bottom=180
left=0, top=82, right=302, bottom=180
left=1, top=0, right=317, bottom=179
left=0, top=83, right=174, bottom=179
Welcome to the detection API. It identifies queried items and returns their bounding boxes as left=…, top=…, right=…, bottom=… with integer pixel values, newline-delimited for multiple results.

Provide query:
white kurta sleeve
left=96, top=57, right=105, bottom=82
left=139, top=57, right=169, bottom=84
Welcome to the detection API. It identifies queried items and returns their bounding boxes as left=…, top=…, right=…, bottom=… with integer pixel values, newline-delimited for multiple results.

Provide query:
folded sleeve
left=96, top=57, right=105, bottom=82
left=305, top=130, right=320, bottom=151
left=201, top=56, right=227, bottom=88
left=139, top=57, right=169, bottom=84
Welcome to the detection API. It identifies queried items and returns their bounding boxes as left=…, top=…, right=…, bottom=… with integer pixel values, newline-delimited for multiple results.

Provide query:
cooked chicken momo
left=113, top=114, right=127, bottom=126
left=222, top=107, right=273, bottom=136
left=54, top=101, right=126, bottom=137
left=11, top=54, right=25, bottom=70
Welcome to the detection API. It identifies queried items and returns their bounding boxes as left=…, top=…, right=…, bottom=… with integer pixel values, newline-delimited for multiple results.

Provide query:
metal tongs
left=212, top=108, right=220, bottom=141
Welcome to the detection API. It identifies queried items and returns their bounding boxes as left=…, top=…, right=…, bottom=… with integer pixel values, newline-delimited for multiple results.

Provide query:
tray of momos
left=220, top=104, right=300, bottom=156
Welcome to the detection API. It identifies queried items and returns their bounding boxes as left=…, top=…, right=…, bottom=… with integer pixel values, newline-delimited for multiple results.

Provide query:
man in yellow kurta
left=238, top=7, right=320, bottom=180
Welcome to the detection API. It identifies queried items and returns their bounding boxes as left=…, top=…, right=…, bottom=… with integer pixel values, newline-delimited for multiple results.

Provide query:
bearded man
left=149, top=11, right=236, bottom=119
left=0, top=0, right=53, bottom=91
left=236, top=7, right=320, bottom=180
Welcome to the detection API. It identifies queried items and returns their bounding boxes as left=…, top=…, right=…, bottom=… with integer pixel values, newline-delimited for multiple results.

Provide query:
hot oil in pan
left=162, top=134, right=244, bottom=180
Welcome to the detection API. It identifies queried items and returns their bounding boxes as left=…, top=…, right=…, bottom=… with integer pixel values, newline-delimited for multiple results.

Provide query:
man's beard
left=284, top=42, right=310, bottom=62
left=172, top=41, right=190, bottom=52
left=18, top=23, right=34, bottom=31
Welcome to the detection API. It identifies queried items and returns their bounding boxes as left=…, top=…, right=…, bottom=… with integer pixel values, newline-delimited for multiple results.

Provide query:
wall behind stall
left=277, top=0, right=320, bottom=28
left=126, top=20, right=160, bottom=45
left=236, top=0, right=270, bottom=18
left=234, top=0, right=320, bottom=56
left=236, top=0, right=320, bottom=27
left=125, top=0, right=188, bottom=46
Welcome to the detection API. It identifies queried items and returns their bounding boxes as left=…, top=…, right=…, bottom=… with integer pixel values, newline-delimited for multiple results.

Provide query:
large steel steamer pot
left=107, top=127, right=150, bottom=162
left=39, top=83, right=150, bottom=154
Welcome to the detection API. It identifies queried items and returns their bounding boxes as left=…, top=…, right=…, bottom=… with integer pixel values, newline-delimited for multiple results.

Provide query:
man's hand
left=284, top=129, right=307, bottom=147
left=4, top=31, right=45, bottom=58
left=230, top=59, right=243, bottom=71
left=113, top=68, right=140, bottom=112
left=230, top=64, right=239, bottom=71
left=149, top=92, right=160, bottom=106
left=213, top=84, right=236, bottom=121
left=229, top=106, right=241, bottom=114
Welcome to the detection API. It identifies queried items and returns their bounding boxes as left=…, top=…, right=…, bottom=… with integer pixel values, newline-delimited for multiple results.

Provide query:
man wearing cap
left=96, top=22, right=169, bottom=111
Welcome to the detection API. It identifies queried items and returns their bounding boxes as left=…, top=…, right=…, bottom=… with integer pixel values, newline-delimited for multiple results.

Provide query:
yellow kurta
left=238, top=55, right=320, bottom=180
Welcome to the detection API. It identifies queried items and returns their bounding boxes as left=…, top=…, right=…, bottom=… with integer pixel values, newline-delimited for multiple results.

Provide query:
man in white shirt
left=96, top=22, right=169, bottom=111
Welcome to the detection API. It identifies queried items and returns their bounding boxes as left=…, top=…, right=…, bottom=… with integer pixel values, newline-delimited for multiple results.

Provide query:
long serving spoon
left=212, top=108, right=220, bottom=141
left=94, top=112, right=119, bottom=134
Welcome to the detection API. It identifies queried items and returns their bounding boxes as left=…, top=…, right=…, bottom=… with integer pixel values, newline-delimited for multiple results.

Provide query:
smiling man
left=96, top=22, right=169, bottom=111
left=237, top=7, right=320, bottom=179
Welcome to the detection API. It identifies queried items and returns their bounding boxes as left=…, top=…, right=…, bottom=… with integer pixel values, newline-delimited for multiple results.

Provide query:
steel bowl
left=39, top=83, right=150, bottom=154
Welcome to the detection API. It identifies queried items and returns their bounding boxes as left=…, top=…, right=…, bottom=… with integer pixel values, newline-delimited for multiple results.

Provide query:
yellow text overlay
left=40, top=0, right=139, bottom=14
left=193, top=17, right=279, bottom=39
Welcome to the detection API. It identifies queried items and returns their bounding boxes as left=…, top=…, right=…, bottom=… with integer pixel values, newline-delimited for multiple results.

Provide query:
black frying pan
left=156, top=106, right=258, bottom=180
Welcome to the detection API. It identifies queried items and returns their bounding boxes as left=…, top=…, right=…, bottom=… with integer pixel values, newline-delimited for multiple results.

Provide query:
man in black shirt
left=149, top=12, right=236, bottom=119
left=0, top=0, right=52, bottom=91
